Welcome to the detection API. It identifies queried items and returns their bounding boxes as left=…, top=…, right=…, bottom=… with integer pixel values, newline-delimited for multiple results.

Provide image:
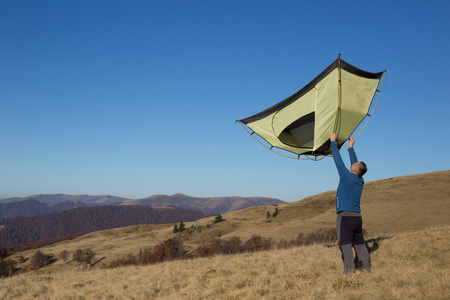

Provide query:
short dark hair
left=357, top=161, right=367, bottom=177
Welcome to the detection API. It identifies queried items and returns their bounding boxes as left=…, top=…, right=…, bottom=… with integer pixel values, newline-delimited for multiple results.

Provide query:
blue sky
left=1, top=1, right=449, bottom=202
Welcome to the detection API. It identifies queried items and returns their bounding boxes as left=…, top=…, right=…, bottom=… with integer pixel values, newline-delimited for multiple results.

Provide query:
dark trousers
left=336, top=212, right=370, bottom=274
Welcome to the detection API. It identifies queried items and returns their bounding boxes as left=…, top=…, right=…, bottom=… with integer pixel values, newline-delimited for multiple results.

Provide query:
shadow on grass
left=365, top=236, right=393, bottom=254
left=91, top=256, right=106, bottom=267
left=46, top=257, right=58, bottom=266
left=354, top=235, right=393, bottom=270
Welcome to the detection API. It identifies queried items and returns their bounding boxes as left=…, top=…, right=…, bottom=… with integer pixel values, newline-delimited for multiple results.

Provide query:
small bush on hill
left=30, top=250, right=50, bottom=269
left=221, top=236, right=243, bottom=255
left=108, top=254, right=139, bottom=268
left=277, top=227, right=345, bottom=249
left=150, top=238, right=184, bottom=263
left=0, top=258, right=18, bottom=278
left=108, top=228, right=351, bottom=270
left=194, top=235, right=270, bottom=257
left=272, top=207, right=279, bottom=218
left=73, top=249, right=96, bottom=265
left=108, top=238, right=184, bottom=268
left=194, top=238, right=224, bottom=258
left=304, top=228, right=337, bottom=245
left=173, top=221, right=186, bottom=233
left=243, top=235, right=272, bottom=252
left=214, top=214, right=225, bottom=224
left=138, top=247, right=152, bottom=265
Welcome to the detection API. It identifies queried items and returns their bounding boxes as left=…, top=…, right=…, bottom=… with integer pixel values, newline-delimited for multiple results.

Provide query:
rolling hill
left=5, top=170, right=449, bottom=273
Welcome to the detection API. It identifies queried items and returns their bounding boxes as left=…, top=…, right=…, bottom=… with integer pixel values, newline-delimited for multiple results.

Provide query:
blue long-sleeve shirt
left=331, top=141, right=364, bottom=214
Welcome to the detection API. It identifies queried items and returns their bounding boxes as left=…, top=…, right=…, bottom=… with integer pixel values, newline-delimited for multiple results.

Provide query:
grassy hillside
left=2, top=170, right=449, bottom=299
left=1, top=225, right=449, bottom=299
left=5, top=170, right=450, bottom=271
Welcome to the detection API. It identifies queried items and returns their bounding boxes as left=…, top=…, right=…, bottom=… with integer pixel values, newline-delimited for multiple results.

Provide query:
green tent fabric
left=237, top=56, right=385, bottom=159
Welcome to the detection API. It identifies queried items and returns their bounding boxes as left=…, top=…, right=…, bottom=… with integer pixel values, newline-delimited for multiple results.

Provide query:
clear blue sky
left=1, top=1, right=449, bottom=202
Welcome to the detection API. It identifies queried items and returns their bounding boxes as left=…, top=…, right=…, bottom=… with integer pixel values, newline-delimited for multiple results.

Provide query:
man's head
left=351, top=161, right=367, bottom=177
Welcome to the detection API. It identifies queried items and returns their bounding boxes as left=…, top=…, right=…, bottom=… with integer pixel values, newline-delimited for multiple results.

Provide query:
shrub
left=194, top=242, right=211, bottom=258
left=73, top=249, right=83, bottom=262
left=108, top=238, right=185, bottom=269
left=295, top=233, right=306, bottom=246
left=108, top=254, right=139, bottom=268
left=138, top=247, right=153, bottom=265
left=272, top=207, right=279, bottom=218
left=0, top=258, right=17, bottom=278
left=303, top=228, right=337, bottom=245
left=73, top=249, right=96, bottom=265
left=194, top=236, right=244, bottom=258
left=277, top=228, right=339, bottom=249
left=178, top=221, right=185, bottom=232
left=150, top=238, right=184, bottom=263
left=221, top=236, right=243, bottom=255
left=214, top=214, right=225, bottom=224
left=30, top=251, right=48, bottom=269
left=194, top=238, right=225, bottom=257
left=243, top=235, right=272, bottom=252
left=82, top=249, right=96, bottom=265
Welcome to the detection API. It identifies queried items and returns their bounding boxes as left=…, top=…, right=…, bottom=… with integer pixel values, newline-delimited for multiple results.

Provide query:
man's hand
left=349, top=138, right=355, bottom=148
left=330, top=133, right=336, bottom=142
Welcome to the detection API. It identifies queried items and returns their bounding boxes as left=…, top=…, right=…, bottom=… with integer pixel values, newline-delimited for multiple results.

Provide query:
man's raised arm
left=330, top=133, right=348, bottom=177
left=348, top=138, right=358, bottom=165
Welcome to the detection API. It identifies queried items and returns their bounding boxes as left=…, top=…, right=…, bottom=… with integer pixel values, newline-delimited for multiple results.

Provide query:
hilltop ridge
left=122, top=194, right=284, bottom=215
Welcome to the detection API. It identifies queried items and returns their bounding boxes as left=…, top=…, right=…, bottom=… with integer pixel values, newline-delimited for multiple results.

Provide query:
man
left=330, top=133, right=370, bottom=274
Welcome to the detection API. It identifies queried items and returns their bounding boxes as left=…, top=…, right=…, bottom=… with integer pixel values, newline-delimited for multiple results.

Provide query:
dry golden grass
left=5, top=170, right=450, bottom=273
left=1, top=225, right=449, bottom=299
left=2, top=170, right=450, bottom=299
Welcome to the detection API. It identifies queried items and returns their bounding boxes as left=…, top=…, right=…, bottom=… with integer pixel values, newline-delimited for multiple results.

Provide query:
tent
left=237, top=56, right=385, bottom=159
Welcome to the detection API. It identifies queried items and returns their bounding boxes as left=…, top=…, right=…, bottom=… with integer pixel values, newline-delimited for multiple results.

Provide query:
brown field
left=1, top=225, right=449, bottom=299
left=1, top=170, right=450, bottom=299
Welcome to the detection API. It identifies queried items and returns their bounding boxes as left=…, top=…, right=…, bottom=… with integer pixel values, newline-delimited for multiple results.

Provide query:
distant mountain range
left=0, top=194, right=284, bottom=218
left=0, top=199, right=89, bottom=219
left=122, top=193, right=284, bottom=215
left=0, top=194, right=129, bottom=205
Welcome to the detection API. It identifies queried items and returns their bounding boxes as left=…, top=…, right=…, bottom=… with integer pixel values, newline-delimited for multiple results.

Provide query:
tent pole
left=334, top=54, right=342, bottom=136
